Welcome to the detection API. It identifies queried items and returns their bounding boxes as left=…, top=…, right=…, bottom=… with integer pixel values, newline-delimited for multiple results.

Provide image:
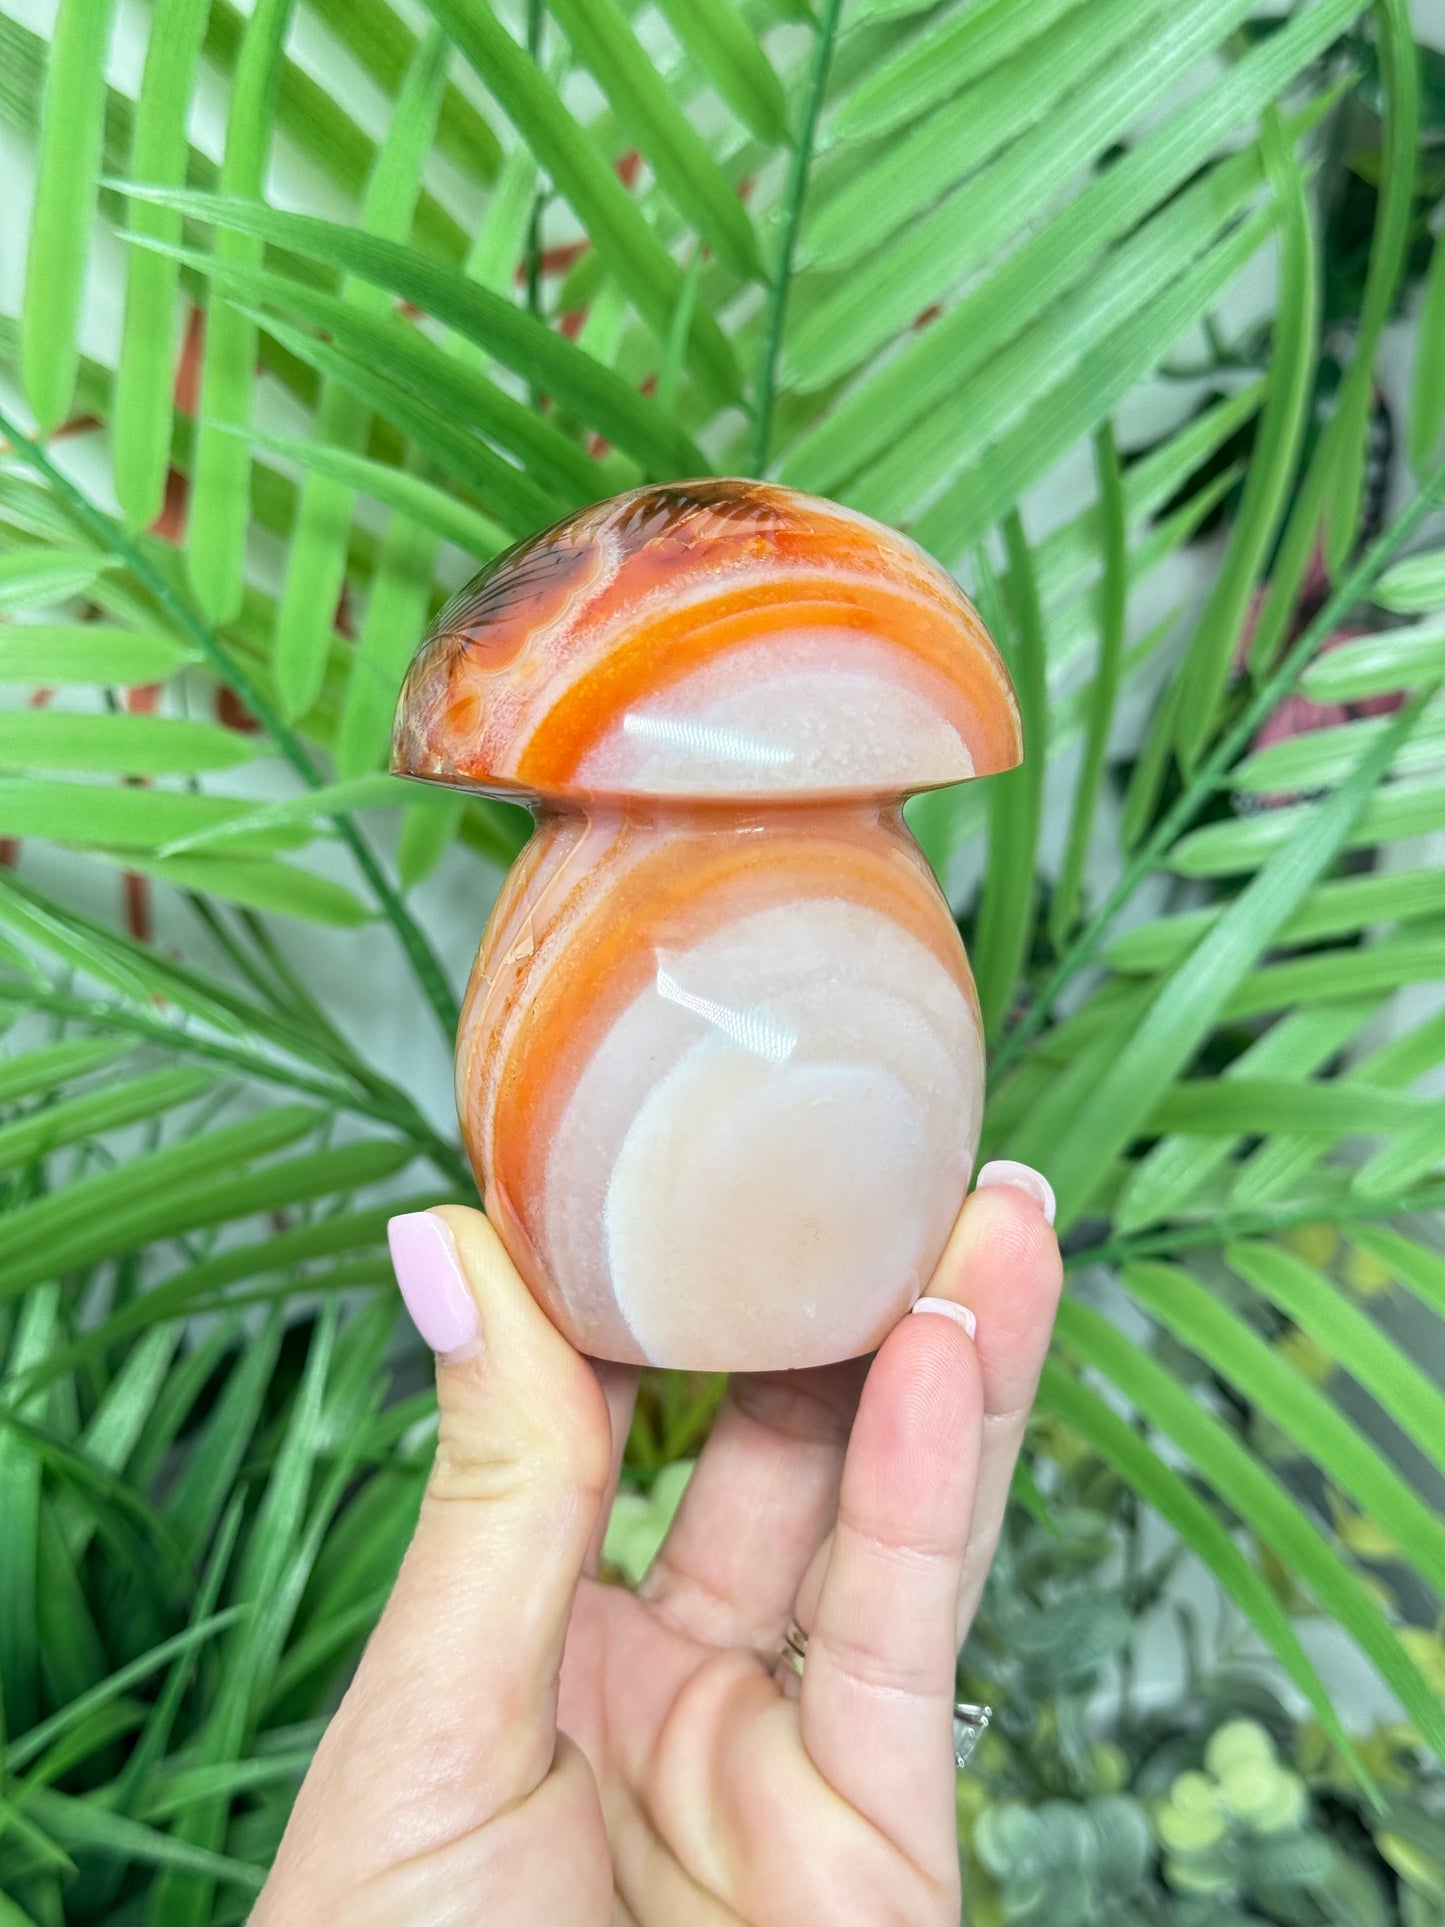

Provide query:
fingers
left=272, top=1207, right=614, bottom=1886
left=938, top=1164, right=1061, bottom=1636
left=793, top=1166, right=1061, bottom=1635
left=642, top=1163, right=1061, bottom=1656
left=640, top=1357, right=868, bottom=1647
left=799, top=1301, right=983, bottom=1876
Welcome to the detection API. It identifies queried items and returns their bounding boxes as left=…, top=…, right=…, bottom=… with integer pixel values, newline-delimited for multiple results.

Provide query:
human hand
left=252, top=1162, right=1061, bottom=1925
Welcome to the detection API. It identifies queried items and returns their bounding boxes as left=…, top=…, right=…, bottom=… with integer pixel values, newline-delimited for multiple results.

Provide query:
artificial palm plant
left=0, top=0, right=1443, bottom=1917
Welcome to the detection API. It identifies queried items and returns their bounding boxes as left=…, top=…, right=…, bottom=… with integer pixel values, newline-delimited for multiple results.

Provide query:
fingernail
left=388, top=1212, right=483, bottom=1363
left=974, top=1159, right=1056, bottom=1225
left=911, top=1297, right=977, bottom=1338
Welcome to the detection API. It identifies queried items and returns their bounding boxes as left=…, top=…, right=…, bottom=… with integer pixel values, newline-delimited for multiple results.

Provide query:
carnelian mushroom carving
left=393, top=480, right=1022, bottom=1371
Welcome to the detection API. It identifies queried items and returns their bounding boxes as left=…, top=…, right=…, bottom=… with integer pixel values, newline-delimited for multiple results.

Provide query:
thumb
left=284, top=1207, right=614, bottom=1873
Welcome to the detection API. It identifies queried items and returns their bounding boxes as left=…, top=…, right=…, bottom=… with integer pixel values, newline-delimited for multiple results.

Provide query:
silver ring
left=776, top=1619, right=991, bottom=1770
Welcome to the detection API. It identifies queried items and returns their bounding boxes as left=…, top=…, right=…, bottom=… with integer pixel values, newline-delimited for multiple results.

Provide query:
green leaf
left=972, top=519, right=1046, bottom=1036
left=0, top=777, right=311, bottom=856
left=547, top=0, right=761, bottom=279
left=0, top=864, right=367, bottom=1070
left=1168, top=770, right=1445, bottom=876
left=0, top=551, right=110, bottom=612
left=32, top=1510, right=106, bottom=1711
left=1375, top=549, right=1445, bottom=613
left=916, top=205, right=1276, bottom=563
left=138, top=1750, right=319, bottom=1819
left=17, top=1694, right=144, bottom=1790
left=657, top=248, right=704, bottom=419
left=305, top=0, right=503, bottom=185
left=1229, top=701, right=1445, bottom=794
left=1350, top=1225, right=1445, bottom=1320
left=22, top=1786, right=263, bottom=1894
left=953, top=612, right=1157, bottom=873
left=1409, top=221, right=1445, bottom=477
left=0, top=1105, right=321, bottom=1293
left=419, top=0, right=742, bottom=404
left=325, top=128, right=547, bottom=776
left=0, top=1037, right=129, bottom=1105
left=155, top=774, right=432, bottom=856
left=336, top=508, right=440, bottom=780
left=1030, top=384, right=1262, bottom=611
left=1121, top=1257, right=1445, bottom=1609
left=1220, top=933, right=1445, bottom=1022
left=1037, top=1357, right=1365, bottom=1780
left=1051, top=424, right=1126, bottom=945
left=1056, top=1297, right=1445, bottom=1765
left=262, top=1582, right=392, bottom=1716
left=109, top=1500, right=244, bottom=1853
left=20, top=0, right=118, bottom=431
left=10, top=1211, right=405, bottom=1405
left=5, top=1612, right=241, bottom=1774
left=459, top=144, right=539, bottom=296
left=0, top=711, right=262, bottom=776
left=4, top=1135, right=416, bottom=1302
left=0, top=1286, right=59, bottom=1734
left=833, top=0, right=1084, bottom=141
left=786, top=0, right=1288, bottom=393
left=125, top=1332, right=240, bottom=1496
left=243, top=311, right=568, bottom=536
left=116, top=193, right=708, bottom=474
left=60, top=1325, right=181, bottom=1559
left=1043, top=689, right=1434, bottom=1225
left=272, top=24, right=451, bottom=724
left=749, top=0, right=843, bottom=474
left=112, top=0, right=212, bottom=530
left=151, top=1308, right=338, bottom=1926
left=185, top=0, right=295, bottom=624
left=1146, top=1075, right=1433, bottom=1140
left=807, top=0, right=1146, bottom=274
left=1226, top=1242, right=1445, bottom=1480
left=1174, top=112, right=1317, bottom=767
left=1334, top=1009, right=1445, bottom=1197
left=1351, top=1108, right=1445, bottom=1194
left=653, top=0, right=789, bottom=144
left=1300, top=619, right=1445, bottom=700
left=0, top=1890, right=47, bottom=1924
left=167, top=254, right=597, bottom=506
left=232, top=427, right=508, bottom=560
left=0, top=625, right=196, bottom=685
left=1105, top=868, right=1445, bottom=973
left=0, top=1065, right=213, bottom=1174
left=1321, top=0, right=1418, bottom=573
left=397, top=795, right=466, bottom=889
left=780, top=7, right=1351, bottom=489
left=1114, top=1002, right=1376, bottom=1232
left=851, top=137, right=1276, bottom=529
left=198, top=0, right=466, bottom=262
left=165, top=1314, right=283, bottom=1563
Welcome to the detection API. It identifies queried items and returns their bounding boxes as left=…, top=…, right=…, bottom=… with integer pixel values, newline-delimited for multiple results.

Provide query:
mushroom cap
left=391, top=480, right=1021, bottom=805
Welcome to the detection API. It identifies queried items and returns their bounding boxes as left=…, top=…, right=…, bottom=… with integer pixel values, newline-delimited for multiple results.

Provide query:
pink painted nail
left=911, top=1297, right=977, bottom=1338
left=975, top=1159, right=1056, bottom=1225
left=388, top=1212, right=483, bottom=1363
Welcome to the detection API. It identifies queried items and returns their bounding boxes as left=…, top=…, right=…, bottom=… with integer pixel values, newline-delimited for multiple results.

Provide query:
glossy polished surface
left=392, top=480, right=1020, bottom=805
left=393, top=481, right=1021, bottom=1369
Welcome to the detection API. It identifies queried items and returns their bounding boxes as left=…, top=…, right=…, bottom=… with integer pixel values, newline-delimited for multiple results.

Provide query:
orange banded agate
left=393, top=480, right=1022, bottom=1370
